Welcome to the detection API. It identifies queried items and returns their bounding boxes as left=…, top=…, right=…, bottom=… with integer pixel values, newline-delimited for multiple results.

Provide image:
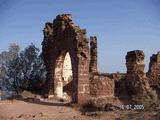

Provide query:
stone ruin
left=125, top=50, right=151, bottom=95
left=42, top=14, right=90, bottom=104
left=147, top=52, right=160, bottom=88
left=42, top=14, right=160, bottom=104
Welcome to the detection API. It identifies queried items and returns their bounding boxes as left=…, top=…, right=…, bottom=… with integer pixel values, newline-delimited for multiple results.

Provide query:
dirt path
left=0, top=100, right=85, bottom=120
left=0, top=99, right=115, bottom=120
left=0, top=99, right=160, bottom=120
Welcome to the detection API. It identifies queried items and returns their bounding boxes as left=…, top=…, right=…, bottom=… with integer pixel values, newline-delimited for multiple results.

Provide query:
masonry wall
left=89, top=36, right=97, bottom=73
left=89, top=36, right=114, bottom=98
left=42, top=14, right=90, bottom=104
left=42, top=14, right=160, bottom=104
left=125, top=50, right=151, bottom=95
left=89, top=73, right=114, bottom=98
left=147, top=52, right=160, bottom=87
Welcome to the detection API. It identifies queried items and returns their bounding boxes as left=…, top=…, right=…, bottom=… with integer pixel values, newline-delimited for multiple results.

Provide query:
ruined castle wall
left=147, top=52, right=160, bottom=87
left=89, top=36, right=114, bottom=98
left=89, top=36, right=97, bottom=73
left=125, top=50, right=151, bottom=95
left=42, top=14, right=90, bottom=104
left=42, top=14, right=160, bottom=104
left=90, top=73, right=114, bottom=98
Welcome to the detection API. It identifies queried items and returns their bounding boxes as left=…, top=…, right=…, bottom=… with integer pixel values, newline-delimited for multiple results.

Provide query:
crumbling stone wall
left=125, top=50, right=151, bottom=95
left=42, top=14, right=115, bottom=104
left=125, top=50, right=159, bottom=106
left=42, top=14, right=159, bottom=104
left=42, top=14, right=90, bottom=104
left=89, top=36, right=114, bottom=98
left=109, top=73, right=127, bottom=97
left=147, top=52, right=160, bottom=87
left=89, top=36, right=98, bottom=73
left=90, top=73, right=114, bottom=98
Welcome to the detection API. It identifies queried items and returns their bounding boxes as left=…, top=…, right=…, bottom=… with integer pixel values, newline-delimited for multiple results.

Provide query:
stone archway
left=42, top=14, right=90, bottom=104
left=54, top=51, right=73, bottom=101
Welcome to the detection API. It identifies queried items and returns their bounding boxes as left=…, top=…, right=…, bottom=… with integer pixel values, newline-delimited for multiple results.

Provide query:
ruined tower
left=126, top=50, right=150, bottom=95
left=147, top=52, right=160, bottom=87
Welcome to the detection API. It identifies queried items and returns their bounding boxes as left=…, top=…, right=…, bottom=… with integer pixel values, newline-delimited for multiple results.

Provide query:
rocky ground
left=0, top=91, right=160, bottom=120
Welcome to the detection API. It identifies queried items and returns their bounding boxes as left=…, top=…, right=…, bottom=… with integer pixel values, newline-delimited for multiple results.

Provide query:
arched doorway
left=54, top=51, right=73, bottom=102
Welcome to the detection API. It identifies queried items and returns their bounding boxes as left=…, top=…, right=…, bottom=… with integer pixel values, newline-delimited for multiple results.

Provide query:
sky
left=0, top=0, right=160, bottom=73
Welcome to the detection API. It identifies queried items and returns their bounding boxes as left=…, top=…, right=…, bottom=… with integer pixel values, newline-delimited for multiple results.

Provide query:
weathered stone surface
left=125, top=50, right=151, bottom=95
left=42, top=14, right=90, bottom=104
left=42, top=14, right=159, bottom=105
left=110, top=73, right=128, bottom=97
left=147, top=52, right=160, bottom=87
left=90, top=73, right=114, bottom=98
left=126, top=50, right=145, bottom=74
left=89, top=36, right=97, bottom=73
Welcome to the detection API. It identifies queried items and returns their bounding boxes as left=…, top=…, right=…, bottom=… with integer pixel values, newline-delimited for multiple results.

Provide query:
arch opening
left=54, top=51, right=73, bottom=102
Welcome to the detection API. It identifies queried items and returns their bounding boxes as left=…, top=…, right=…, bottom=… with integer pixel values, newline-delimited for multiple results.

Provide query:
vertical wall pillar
left=54, top=54, right=64, bottom=98
left=76, top=31, right=90, bottom=104
left=147, top=52, right=160, bottom=87
left=125, top=50, right=150, bottom=95
left=90, top=36, right=98, bottom=73
left=126, top=50, right=145, bottom=74
left=44, top=61, right=55, bottom=99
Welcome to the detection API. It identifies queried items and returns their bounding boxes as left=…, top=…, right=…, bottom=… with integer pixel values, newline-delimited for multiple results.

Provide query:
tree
left=19, top=44, right=46, bottom=91
left=0, top=43, right=46, bottom=94
left=0, top=43, right=20, bottom=79
left=0, top=43, right=20, bottom=63
left=0, top=43, right=21, bottom=93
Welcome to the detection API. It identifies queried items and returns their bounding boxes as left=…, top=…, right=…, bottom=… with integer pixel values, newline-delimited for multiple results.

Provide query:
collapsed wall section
left=147, top=52, right=160, bottom=87
left=125, top=50, right=151, bottom=95
left=90, top=73, right=114, bottom=98
left=89, top=36, right=115, bottom=98
left=42, top=14, right=90, bottom=104
left=42, top=14, right=160, bottom=104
